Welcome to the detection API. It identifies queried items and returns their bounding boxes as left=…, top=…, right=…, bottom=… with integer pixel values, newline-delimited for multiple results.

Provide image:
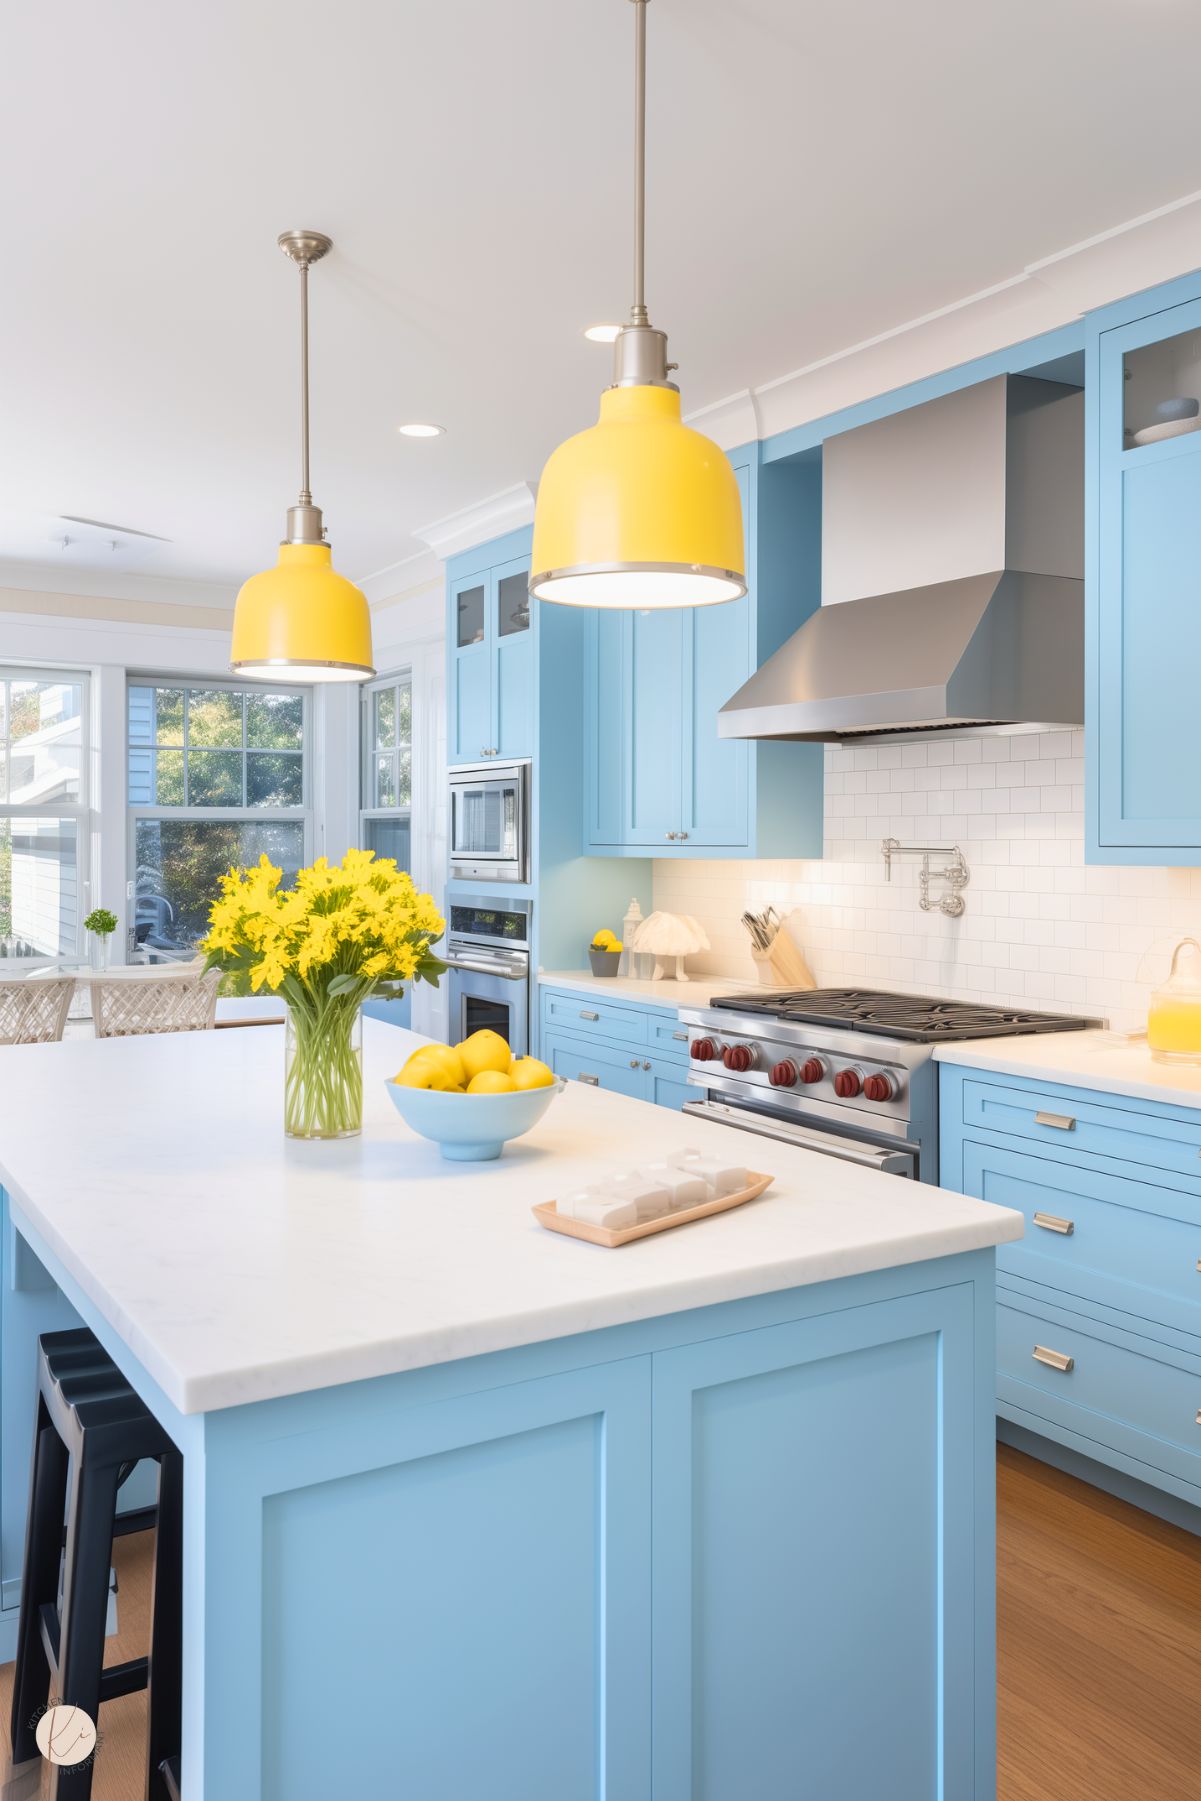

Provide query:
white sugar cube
left=571, top=1196, right=640, bottom=1230
left=670, top=1150, right=749, bottom=1195
left=555, top=1188, right=600, bottom=1222
left=606, top=1172, right=672, bottom=1221
left=643, top=1162, right=711, bottom=1211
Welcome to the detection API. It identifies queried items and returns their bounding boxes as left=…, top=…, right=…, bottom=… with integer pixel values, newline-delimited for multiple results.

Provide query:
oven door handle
left=443, top=956, right=528, bottom=981
left=681, top=1098, right=915, bottom=1175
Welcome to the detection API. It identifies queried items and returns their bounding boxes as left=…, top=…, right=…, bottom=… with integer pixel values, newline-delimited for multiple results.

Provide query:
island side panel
left=199, top=1356, right=653, bottom=1801
left=652, top=1275, right=994, bottom=1801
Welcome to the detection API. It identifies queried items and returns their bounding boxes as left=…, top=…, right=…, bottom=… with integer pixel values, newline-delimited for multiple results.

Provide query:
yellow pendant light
left=531, top=0, right=746, bottom=610
left=231, top=230, right=374, bottom=680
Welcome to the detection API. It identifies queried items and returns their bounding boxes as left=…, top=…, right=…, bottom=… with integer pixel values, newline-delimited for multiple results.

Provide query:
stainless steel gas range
left=678, top=989, right=1101, bottom=1184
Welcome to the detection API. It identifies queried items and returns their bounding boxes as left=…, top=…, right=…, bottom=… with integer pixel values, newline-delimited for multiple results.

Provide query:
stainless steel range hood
left=720, top=374, right=1084, bottom=743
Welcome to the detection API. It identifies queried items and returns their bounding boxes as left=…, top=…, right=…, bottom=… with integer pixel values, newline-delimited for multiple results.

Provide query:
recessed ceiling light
left=397, top=421, right=445, bottom=438
left=584, top=324, right=622, bottom=343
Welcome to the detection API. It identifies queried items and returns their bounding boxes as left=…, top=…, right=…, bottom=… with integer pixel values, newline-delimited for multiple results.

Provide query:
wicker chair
left=0, top=976, right=76, bottom=1046
left=91, top=968, right=221, bottom=1038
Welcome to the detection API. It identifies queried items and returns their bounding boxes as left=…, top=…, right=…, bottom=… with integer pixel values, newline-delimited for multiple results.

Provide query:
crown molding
left=683, top=388, right=762, bottom=452
left=413, top=482, right=538, bottom=561
left=0, top=557, right=236, bottom=611
left=686, top=186, right=1201, bottom=450
left=356, top=547, right=442, bottom=608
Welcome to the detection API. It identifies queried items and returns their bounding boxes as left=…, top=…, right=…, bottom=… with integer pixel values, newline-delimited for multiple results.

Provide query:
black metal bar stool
left=9, top=1327, right=183, bottom=1800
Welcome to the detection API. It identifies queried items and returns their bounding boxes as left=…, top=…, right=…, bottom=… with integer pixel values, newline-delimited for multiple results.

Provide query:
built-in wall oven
left=448, top=760, right=530, bottom=884
left=444, top=900, right=531, bottom=1058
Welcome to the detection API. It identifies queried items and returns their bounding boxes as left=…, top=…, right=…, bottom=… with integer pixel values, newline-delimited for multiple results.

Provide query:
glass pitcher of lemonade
left=1147, top=938, right=1201, bottom=1062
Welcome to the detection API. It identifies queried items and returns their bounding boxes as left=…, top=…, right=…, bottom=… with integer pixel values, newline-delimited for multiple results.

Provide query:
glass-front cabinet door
left=492, top=555, right=533, bottom=760
left=450, top=574, right=492, bottom=764
left=1094, top=294, right=1201, bottom=859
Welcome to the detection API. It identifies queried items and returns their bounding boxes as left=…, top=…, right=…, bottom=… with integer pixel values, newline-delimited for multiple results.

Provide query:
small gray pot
left=588, top=948, right=622, bottom=977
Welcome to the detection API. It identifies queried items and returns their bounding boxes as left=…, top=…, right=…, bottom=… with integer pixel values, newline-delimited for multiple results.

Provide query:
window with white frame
left=360, top=672, right=412, bottom=872
left=0, top=669, right=89, bottom=965
left=127, top=678, right=310, bottom=961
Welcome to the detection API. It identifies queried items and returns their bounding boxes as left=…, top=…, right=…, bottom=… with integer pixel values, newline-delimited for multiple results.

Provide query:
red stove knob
left=722, top=1043, right=756, bottom=1073
left=863, top=1073, right=896, bottom=1103
left=799, top=1057, right=826, bottom=1085
left=769, top=1058, right=799, bottom=1088
left=833, top=1067, right=862, bottom=1098
left=691, top=1037, right=718, bottom=1062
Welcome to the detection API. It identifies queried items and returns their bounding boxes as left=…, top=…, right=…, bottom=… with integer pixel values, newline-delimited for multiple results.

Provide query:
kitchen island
left=0, top=1021, right=1021, bottom=1800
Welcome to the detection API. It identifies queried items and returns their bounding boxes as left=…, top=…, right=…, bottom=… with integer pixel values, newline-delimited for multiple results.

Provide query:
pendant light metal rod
left=630, top=0, right=649, bottom=327
left=298, top=258, right=312, bottom=506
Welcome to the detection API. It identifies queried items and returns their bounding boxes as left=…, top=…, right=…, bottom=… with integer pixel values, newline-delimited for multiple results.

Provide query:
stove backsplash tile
left=653, top=728, right=1201, bottom=1035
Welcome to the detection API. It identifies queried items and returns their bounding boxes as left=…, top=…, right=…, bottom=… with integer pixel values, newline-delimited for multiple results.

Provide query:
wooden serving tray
left=532, top=1172, right=774, bottom=1248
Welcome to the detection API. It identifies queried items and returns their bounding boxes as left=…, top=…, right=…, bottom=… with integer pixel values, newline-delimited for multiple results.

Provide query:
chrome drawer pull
left=1033, top=1211, right=1075, bottom=1236
left=1032, top=1344, right=1074, bottom=1373
left=579, top=1009, right=600, bottom=1021
left=673, top=1030, right=688, bottom=1042
left=1035, top=1110, right=1076, bottom=1131
left=579, top=1073, right=599, bottom=1086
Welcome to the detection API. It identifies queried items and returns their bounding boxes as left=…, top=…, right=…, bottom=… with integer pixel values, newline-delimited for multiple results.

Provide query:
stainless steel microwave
left=448, top=759, right=531, bottom=883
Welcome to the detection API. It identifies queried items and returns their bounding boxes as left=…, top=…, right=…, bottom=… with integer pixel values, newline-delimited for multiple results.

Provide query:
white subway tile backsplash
left=651, top=728, right=1201, bottom=1033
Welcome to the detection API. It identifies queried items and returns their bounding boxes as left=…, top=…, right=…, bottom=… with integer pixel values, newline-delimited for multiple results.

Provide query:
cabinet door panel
left=449, top=575, right=492, bottom=763
left=647, top=1059, right=691, bottom=1112
left=541, top=1028, right=648, bottom=1099
left=652, top=1286, right=978, bottom=1801
left=624, top=610, right=684, bottom=845
left=262, top=1357, right=652, bottom=1801
left=493, top=559, right=534, bottom=760
left=682, top=463, right=752, bottom=847
left=586, top=613, right=626, bottom=847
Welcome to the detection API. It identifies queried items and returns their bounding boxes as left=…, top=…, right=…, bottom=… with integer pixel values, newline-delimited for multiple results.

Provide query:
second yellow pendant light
left=531, top=0, right=746, bottom=610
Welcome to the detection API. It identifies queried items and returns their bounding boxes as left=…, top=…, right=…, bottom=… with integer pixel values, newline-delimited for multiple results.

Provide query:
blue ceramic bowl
left=384, top=1076, right=565, bottom=1161
left=1155, top=396, right=1200, bottom=422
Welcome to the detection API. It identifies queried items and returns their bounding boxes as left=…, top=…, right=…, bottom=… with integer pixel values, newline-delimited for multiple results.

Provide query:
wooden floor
left=0, top=1444, right=1195, bottom=1797
left=997, top=1443, right=1201, bottom=1801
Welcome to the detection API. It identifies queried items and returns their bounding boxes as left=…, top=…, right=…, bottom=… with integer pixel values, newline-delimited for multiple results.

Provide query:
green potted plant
left=83, top=907, right=118, bottom=972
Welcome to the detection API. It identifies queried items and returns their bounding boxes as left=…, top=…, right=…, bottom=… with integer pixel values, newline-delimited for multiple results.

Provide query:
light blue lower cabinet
left=939, top=1061, right=1201, bottom=1516
left=540, top=987, right=692, bottom=1111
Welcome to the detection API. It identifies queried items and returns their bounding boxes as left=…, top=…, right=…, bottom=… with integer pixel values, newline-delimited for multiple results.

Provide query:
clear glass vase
left=88, top=933, right=111, bottom=973
left=284, top=1003, right=363, bottom=1140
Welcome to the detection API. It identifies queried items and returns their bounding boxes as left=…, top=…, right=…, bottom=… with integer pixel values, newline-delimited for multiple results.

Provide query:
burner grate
left=708, top=987, right=1098, bottom=1042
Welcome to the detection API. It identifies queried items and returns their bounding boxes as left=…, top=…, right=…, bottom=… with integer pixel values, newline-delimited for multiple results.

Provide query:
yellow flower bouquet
left=201, top=849, right=446, bottom=1139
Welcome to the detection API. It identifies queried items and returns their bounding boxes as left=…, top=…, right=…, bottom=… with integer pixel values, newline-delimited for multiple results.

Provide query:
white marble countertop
left=935, top=1028, right=1201, bottom=1109
left=0, top=1022, right=1021, bottom=1415
left=538, top=968, right=759, bottom=1008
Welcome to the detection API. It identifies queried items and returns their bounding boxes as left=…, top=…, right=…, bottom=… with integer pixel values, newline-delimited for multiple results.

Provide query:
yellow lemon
left=466, top=1069, right=516, bottom=1094
left=592, top=928, right=617, bottom=947
left=510, top=1056, right=555, bottom=1091
left=395, top=1044, right=467, bottom=1091
left=457, top=1029, right=513, bottom=1079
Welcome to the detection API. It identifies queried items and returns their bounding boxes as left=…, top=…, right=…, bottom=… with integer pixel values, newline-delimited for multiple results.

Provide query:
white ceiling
left=2, top=0, right=1200, bottom=598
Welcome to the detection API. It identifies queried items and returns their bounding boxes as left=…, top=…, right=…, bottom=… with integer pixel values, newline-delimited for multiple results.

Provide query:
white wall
left=653, top=731, right=1200, bottom=1035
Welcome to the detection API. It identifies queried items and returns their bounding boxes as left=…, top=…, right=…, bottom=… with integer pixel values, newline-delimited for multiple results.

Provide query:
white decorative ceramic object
left=1131, top=416, right=1201, bottom=447
left=619, top=897, right=645, bottom=977
left=630, top=910, right=710, bottom=981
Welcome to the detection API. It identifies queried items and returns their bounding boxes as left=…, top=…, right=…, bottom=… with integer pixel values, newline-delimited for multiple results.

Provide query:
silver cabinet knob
left=678, top=831, right=689, bottom=841
left=642, top=1060, right=652, bottom=1071
left=629, top=1057, right=641, bottom=1069
left=665, top=831, right=677, bottom=840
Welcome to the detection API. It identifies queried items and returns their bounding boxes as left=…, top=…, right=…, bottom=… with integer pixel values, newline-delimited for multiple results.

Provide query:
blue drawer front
left=997, top=1292, right=1201, bottom=1493
left=542, top=1028, right=647, bottom=1099
left=963, top=1140, right=1201, bottom=1342
left=542, top=990, right=649, bottom=1049
left=647, top=1016, right=691, bottom=1060
left=961, top=1076, right=1201, bottom=1185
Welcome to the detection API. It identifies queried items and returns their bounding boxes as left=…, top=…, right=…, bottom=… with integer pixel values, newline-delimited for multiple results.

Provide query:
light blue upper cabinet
left=447, top=531, right=534, bottom=766
left=584, top=450, right=823, bottom=858
left=1089, top=280, right=1201, bottom=861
